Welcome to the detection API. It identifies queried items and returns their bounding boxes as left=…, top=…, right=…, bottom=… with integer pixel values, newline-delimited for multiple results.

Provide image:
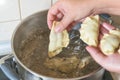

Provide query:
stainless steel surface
left=1, top=14, right=118, bottom=80
left=111, top=15, right=120, bottom=28
left=11, top=10, right=104, bottom=80
left=1, top=12, right=119, bottom=80
left=23, top=68, right=104, bottom=80
left=0, top=55, right=113, bottom=80
left=16, top=60, right=104, bottom=80
left=0, top=54, right=13, bottom=64
left=99, top=14, right=112, bottom=24
left=0, top=63, right=20, bottom=80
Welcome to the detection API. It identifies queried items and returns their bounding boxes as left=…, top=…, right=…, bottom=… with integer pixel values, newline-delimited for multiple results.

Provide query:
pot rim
left=11, top=9, right=103, bottom=80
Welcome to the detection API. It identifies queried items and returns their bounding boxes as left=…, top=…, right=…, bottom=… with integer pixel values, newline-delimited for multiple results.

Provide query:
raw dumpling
left=100, top=34, right=120, bottom=55
left=100, top=28, right=120, bottom=55
left=80, top=15, right=99, bottom=47
left=110, top=29, right=120, bottom=38
left=48, top=21, right=69, bottom=58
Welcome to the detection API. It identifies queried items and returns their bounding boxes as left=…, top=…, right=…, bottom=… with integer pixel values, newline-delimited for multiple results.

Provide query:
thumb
left=86, top=46, right=106, bottom=65
left=55, top=15, right=73, bottom=32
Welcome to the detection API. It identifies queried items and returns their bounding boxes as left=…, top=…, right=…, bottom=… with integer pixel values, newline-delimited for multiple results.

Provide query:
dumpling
left=100, top=34, right=120, bottom=55
left=48, top=21, right=69, bottom=58
left=100, top=28, right=120, bottom=55
left=110, top=29, right=120, bottom=38
left=80, top=15, right=99, bottom=47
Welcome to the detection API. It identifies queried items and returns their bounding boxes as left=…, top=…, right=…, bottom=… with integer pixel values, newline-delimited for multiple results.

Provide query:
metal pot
left=11, top=10, right=105, bottom=80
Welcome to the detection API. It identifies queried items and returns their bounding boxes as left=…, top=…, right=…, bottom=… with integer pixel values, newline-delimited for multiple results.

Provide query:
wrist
left=93, top=0, right=120, bottom=15
left=91, top=0, right=108, bottom=14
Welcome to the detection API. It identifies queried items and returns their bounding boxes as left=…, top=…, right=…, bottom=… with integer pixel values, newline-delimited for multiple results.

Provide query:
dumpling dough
left=110, top=29, right=120, bottom=38
left=80, top=15, right=99, bottom=47
left=48, top=21, right=69, bottom=58
left=100, top=29, right=120, bottom=55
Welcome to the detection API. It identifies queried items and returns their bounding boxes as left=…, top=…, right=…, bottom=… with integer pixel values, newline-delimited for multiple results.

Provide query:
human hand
left=47, top=0, right=100, bottom=32
left=86, top=23, right=120, bottom=73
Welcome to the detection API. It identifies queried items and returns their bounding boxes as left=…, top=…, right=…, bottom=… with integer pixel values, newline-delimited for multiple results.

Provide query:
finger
left=86, top=46, right=106, bottom=65
left=55, top=15, right=73, bottom=32
left=77, top=18, right=85, bottom=22
left=100, top=25, right=109, bottom=35
left=47, top=4, right=60, bottom=29
left=102, top=22, right=115, bottom=31
left=57, top=13, right=64, bottom=21
left=66, top=24, right=73, bottom=31
left=66, top=21, right=76, bottom=31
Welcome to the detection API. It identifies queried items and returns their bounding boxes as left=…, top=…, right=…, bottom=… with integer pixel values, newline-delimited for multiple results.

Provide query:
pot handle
left=0, top=63, right=20, bottom=80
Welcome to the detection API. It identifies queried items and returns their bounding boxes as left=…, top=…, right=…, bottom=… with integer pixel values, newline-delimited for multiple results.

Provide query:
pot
left=11, top=10, right=105, bottom=80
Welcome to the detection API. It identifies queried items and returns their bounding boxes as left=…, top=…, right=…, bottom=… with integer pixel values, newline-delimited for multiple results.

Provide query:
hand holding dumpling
left=100, top=29, right=120, bottom=55
left=86, top=23, right=120, bottom=73
left=80, top=15, right=120, bottom=55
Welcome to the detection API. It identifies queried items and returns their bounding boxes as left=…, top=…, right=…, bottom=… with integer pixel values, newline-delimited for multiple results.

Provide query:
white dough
left=80, top=15, right=99, bottom=47
left=110, top=29, right=120, bottom=38
left=100, top=34, right=120, bottom=55
left=48, top=21, right=69, bottom=58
